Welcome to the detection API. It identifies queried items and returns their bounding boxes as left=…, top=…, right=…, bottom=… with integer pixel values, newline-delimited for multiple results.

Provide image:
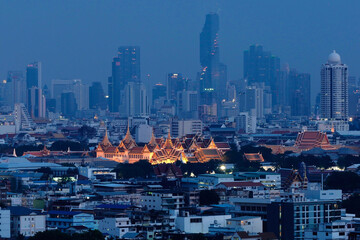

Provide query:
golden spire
left=208, top=137, right=217, bottom=149
left=100, top=130, right=112, bottom=146
left=123, top=122, right=134, bottom=143
left=163, top=129, right=173, bottom=149
left=148, top=130, right=157, bottom=146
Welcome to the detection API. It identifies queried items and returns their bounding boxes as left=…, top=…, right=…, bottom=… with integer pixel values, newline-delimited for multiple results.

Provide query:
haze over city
left=1, top=0, right=360, bottom=101
left=0, top=1, right=360, bottom=240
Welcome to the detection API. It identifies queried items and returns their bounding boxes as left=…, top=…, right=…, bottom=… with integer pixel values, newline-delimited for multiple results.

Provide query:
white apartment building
left=140, top=191, right=185, bottom=211
left=175, top=212, right=231, bottom=234
left=170, top=119, right=202, bottom=138
left=0, top=208, right=11, bottom=238
left=9, top=207, right=46, bottom=238
left=304, top=220, right=355, bottom=240
left=98, top=215, right=133, bottom=238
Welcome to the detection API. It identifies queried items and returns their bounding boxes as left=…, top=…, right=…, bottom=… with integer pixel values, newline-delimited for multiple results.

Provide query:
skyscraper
left=199, top=13, right=227, bottom=105
left=89, top=82, right=107, bottom=110
left=27, top=87, right=46, bottom=119
left=61, top=92, right=78, bottom=117
left=167, top=73, right=187, bottom=103
left=243, top=45, right=280, bottom=106
left=108, top=46, right=140, bottom=112
left=152, top=83, right=167, bottom=109
left=7, top=71, right=26, bottom=106
left=288, top=70, right=311, bottom=117
left=320, top=51, right=348, bottom=120
left=26, top=62, right=41, bottom=89
left=122, top=82, right=148, bottom=117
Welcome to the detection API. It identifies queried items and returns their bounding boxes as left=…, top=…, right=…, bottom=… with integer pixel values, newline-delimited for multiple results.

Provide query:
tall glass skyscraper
left=321, top=51, right=348, bottom=120
left=26, top=62, right=41, bottom=90
left=243, top=45, right=280, bottom=106
left=199, top=13, right=227, bottom=105
left=108, top=46, right=140, bottom=112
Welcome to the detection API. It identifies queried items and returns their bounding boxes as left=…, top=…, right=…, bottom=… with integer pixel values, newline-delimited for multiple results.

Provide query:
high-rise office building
left=51, top=79, right=88, bottom=112
left=320, top=51, right=348, bottom=120
left=27, top=87, right=46, bottom=119
left=348, top=76, right=360, bottom=117
left=6, top=71, right=26, bottom=106
left=122, top=82, right=148, bottom=117
left=288, top=70, right=311, bottom=117
left=61, top=92, right=78, bottom=117
left=73, top=80, right=89, bottom=110
left=89, top=82, right=107, bottom=110
left=167, top=73, right=186, bottom=103
left=243, top=45, right=280, bottom=106
left=152, top=83, right=167, bottom=111
left=108, top=46, right=140, bottom=112
left=26, top=62, right=41, bottom=89
left=176, top=90, right=198, bottom=119
left=199, top=13, right=227, bottom=105
left=244, top=85, right=264, bottom=119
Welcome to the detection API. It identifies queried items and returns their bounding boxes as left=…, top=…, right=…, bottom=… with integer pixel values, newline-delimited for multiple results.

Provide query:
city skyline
left=1, top=1, right=360, bottom=104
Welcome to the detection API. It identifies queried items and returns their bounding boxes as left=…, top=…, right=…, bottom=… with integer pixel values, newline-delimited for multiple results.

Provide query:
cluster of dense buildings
left=1, top=10, right=360, bottom=240
left=0, top=12, right=357, bottom=137
left=0, top=125, right=356, bottom=239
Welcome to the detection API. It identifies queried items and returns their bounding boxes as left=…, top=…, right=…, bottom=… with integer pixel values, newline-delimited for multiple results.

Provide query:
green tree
left=342, top=193, right=360, bottom=217
left=325, top=171, right=360, bottom=192
left=113, top=160, right=153, bottom=179
left=337, top=155, right=360, bottom=169
left=50, top=140, right=85, bottom=151
left=199, top=190, right=220, bottom=206
left=78, top=125, right=97, bottom=140
left=28, top=230, right=71, bottom=240
left=72, top=230, right=104, bottom=240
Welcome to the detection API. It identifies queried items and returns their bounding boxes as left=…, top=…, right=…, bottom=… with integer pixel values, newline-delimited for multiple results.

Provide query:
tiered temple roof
left=294, top=131, right=335, bottom=151
left=95, top=130, right=230, bottom=164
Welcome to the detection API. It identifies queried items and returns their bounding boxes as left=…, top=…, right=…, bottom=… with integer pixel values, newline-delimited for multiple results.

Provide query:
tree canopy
left=28, top=230, right=104, bottom=240
left=199, top=189, right=220, bottom=206
left=113, top=160, right=154, bottom=179
left=325, top=171, right=360, bottom=192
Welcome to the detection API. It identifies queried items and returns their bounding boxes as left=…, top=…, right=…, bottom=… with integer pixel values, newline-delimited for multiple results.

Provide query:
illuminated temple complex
left=263, top=131, right=339, bottom=154
left=95, top=127, right=230, bottom=164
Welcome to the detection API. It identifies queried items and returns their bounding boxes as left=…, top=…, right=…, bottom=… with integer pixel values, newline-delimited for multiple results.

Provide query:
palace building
left=262, top=131, right=338, bottom=154
left=95, top=127, right=230, bottom=164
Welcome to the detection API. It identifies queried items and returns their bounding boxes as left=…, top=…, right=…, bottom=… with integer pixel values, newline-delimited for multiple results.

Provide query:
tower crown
left=328, top=50, right=341, bottom=64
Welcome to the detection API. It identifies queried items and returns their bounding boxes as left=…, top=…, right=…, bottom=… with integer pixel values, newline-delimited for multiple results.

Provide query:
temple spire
left=100, top=129, right=112, bottom=147
left=148, top=130, right=157, bottom=146
left=163, top=129, right=173, bottom=149
left=13, top=148, right=17, bottom=157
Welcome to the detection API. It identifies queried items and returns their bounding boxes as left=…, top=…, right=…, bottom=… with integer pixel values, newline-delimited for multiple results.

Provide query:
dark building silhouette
left=61, top=92, right=77, bottom=117
left=199, top=13, right=227, bottom=105
left=152, top=83, right=167, bottom=106
left=27, top=87, right=46, bottom=119
left=244, top=45, right=280, bottom=106
left=288, top=70, right=311, bottom=117
left=89, top=82, right=107, bottom=110
left=167, top=73, right=187, bottom=103
left=46, top=98, right=56, bottom=113
left=26, top=62, right=41, bottom=90
left=108, top=46, right=140, bottom=112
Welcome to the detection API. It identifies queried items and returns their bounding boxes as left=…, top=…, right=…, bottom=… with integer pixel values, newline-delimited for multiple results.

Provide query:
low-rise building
left=98, top=213, right=133, bottom=238
left=140, top=190, right=185, bottom=211
left=175, top=211, right=231, bottom=234
left=9, top=206, right=46, bottom=238
left=0, top=208, right=10, bottom=238
left=304, top=220, right=355, bottom=240
left=46, top=211, right=95, bottom=231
